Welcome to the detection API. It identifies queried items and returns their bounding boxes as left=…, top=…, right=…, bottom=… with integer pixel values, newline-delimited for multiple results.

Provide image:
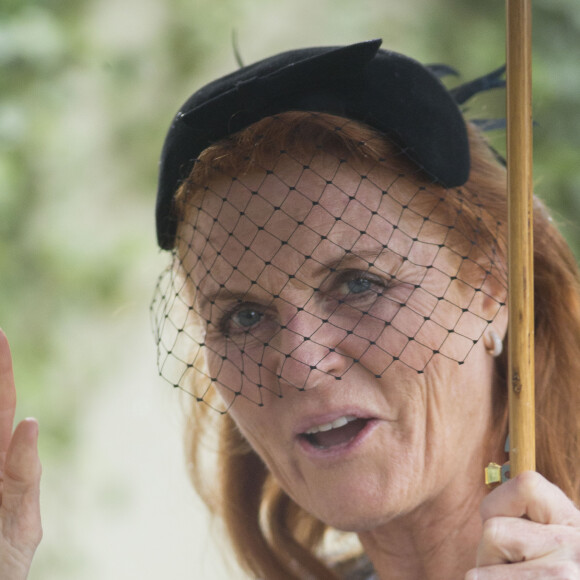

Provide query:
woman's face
left=182, top=150, right=506, bottom=532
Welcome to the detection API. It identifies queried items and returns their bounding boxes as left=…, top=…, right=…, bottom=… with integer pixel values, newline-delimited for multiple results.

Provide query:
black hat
left=156, top=39, right=499, bottom=250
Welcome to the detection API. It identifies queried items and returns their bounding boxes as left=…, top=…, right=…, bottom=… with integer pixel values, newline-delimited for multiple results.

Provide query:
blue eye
left=218, top=301, right=272, bottom=338
left=232, top=308, right=263, bottom=328
left=347, top=277, right=372, bottom=294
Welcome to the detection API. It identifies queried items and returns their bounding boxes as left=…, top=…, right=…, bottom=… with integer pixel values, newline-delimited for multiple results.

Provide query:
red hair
left=174, top=112, right=580, bottom=579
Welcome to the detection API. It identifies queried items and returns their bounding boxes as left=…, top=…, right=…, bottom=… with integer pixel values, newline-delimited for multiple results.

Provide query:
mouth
left=299, top=415, right=370, bottom=450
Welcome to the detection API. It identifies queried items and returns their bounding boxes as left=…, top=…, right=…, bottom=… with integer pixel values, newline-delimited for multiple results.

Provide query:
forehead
left=179, top=152, right=451, bottom=274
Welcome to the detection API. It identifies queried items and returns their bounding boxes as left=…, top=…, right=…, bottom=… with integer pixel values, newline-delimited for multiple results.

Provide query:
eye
left=335, top=270, right=386, bottom=298
left=218, top=302, right=267, bottom=336
left=347, top=277, right=372, bottom=294
left=232, top=307, right=263, bottom=328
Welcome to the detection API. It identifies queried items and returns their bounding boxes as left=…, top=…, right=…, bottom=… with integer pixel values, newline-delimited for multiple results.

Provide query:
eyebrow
left=315, top=247, right=391, bottom=271
left=197, top=285, right=256, bottom=312
left=196, top=246, right=401, bottom=312
left=306, top=247, right=403, bottom=282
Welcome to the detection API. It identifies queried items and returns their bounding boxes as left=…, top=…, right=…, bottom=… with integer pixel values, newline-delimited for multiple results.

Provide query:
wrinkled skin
left=466, top=472, right=580, bottom=579
left=184, top=153, right=580, bottom=579
left=0, top=331, right=42, bottom=580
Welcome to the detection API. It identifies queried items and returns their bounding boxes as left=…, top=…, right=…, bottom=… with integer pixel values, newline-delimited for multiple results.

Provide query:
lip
left=296, top=417, right=379, bottom=459
left=293, top=408, right=376, bottom=437
left=293, top=409, right=379, bottom=459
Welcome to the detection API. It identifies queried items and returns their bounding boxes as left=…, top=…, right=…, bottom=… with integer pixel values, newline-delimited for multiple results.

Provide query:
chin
left=315, top=505, right=402, bottom=533
left=299, top=481, right=411, bottom=533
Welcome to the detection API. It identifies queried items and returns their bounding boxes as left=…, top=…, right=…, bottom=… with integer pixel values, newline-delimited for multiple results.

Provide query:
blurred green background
left=1, top=0, right=578, bottom=578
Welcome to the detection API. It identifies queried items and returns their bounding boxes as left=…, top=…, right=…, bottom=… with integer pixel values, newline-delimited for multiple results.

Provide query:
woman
left=152, top=40, right=580, bottom=579
left=3, top=39, right=578, bottom=580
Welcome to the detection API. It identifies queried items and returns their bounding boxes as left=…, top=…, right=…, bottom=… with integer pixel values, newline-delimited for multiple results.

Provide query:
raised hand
left=0, top=330, right=42, bottom=579
left=466, top=471, right=580, bottom=579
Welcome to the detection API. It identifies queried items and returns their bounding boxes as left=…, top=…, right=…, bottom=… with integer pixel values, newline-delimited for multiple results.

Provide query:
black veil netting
left=151, top=40, right=507, bottom=413
left=151, top=112, right=507, bottom=413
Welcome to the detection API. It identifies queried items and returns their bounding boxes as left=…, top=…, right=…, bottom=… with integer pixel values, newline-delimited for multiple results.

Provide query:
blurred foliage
left=0, top=0, right=578, bottom=577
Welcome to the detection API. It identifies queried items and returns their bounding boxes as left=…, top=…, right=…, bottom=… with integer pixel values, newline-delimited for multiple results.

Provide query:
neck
left=357, top=479, right=487, bottom=580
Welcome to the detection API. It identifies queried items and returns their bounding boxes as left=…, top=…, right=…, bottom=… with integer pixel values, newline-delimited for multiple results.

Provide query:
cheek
left=207, top=352, right=261, bottom=409
left=422, top=348, right=495, bottom=455
left=206, top=336, right=287, bottom=409
left=226, top=403, right=298, bottom=486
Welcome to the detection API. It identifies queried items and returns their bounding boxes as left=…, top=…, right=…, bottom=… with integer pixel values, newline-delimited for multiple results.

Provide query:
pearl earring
left=484, top=329, right=503, bottom=357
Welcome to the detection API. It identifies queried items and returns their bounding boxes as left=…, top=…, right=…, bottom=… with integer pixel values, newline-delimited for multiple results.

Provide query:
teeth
left=304, top=415, right=357, bottom=435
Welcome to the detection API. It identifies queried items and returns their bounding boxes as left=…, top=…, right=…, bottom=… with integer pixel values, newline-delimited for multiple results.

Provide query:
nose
left=269, top=306, right=354, bottom=390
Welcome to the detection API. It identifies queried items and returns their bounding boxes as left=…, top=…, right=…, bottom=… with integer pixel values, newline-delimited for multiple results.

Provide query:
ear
left=481, top=290, right=508, bottom=341
left=459, top=253, right=508, bottom=338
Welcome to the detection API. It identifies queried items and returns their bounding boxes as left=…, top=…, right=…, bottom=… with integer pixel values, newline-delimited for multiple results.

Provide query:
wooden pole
left=506, top=0, right=536, bottom=476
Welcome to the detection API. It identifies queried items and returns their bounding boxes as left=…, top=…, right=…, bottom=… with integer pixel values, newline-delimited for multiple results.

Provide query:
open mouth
left=300, top=416, right=369, bottom=449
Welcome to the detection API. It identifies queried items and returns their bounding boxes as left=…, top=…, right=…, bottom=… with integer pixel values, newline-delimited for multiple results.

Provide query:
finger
left=0, top=330, right=17, bottom=471
left=3, top=418, right=41, bottom=491
left=477, top=516, right=580, bottom=566
left=1, top=418, right=42, bottom=558
left=466, top=558, right=580, bottom=579
left=0, top=419, right=42, bottom=580
left=481, top=471, right=580, bottom=527
left=1, top=419, right=42, bottom=531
